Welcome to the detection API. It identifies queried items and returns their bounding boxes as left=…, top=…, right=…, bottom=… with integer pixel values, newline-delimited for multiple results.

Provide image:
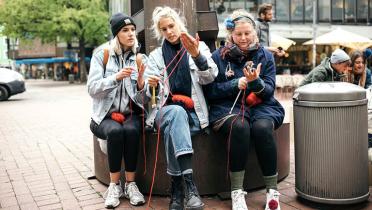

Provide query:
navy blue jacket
left=204, top=46, right=284, bottom=129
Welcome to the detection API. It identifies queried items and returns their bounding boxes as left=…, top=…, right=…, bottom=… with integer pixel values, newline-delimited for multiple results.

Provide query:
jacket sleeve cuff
left=110, top=74, right=120, bottom=86
left=192, top=53, right=209, bottom=71
left=231, top=79, right=240, bottom=92
left=248, top=78, right=265, bottom=94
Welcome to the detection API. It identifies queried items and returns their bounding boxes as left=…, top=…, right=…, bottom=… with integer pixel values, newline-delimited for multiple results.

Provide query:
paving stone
left=19, top=202, right=38, bottom=210
left=1, top=205, right=21, bottom=210
left=16, top=194, right=34, bottom=205
left=77, top=193, right=100, bottom=201
left=0, top=196, right=18, bottom=208
left=38, top=202, right=63, bottom=210
left=36, top=197, right=60, bottom=207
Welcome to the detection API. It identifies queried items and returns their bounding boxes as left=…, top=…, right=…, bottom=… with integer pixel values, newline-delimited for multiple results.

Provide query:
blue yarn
left=224, top=17, right=235, bottom=30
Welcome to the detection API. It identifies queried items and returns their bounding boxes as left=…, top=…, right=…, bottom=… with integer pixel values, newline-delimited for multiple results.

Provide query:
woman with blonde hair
left=204, top=9, right=284, bottom=210
left=87, top=13, right=147, bottom=208
left=142, top=6, right=218, bottom=210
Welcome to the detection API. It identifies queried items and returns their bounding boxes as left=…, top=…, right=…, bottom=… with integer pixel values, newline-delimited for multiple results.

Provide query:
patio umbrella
left=271, top=33, right=296, bottom=50
left=303, top=28, right=372, bottom=49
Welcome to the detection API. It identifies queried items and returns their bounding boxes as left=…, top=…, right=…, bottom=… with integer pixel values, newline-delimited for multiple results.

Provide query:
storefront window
left=258, top=0, right=274, bottom=3
left=345, top=0, right=356, bottom=23
left=292, top=0, right=304, bottom=21
left=319, top=0, right=331, bottom=22
left=109, top=0, right=129, bottom=15
left=276, top=0, right=290, bottom=22
left=370, top=0, right=372, bottom=23
left=210, top=0, right=258, bottom=22
left=357, top=0, right=368, bottom=22
left=331, top=0, right=343, bottom=22
left=304, top=0, right=314, bottom=22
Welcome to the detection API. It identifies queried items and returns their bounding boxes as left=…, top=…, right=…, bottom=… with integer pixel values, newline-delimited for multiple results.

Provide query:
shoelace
left=186, top=185, right=199, bottom=199
left=268, top=190, right=280, bottom=200
left=104, top=184, right=120, bottom=199
left=127, top=183, right=141, bottom=197
left=233, top=191, right=247, bottom=209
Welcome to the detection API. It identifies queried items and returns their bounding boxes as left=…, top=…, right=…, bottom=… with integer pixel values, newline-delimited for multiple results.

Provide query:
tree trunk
left=78, top=38, right=87, bottom=83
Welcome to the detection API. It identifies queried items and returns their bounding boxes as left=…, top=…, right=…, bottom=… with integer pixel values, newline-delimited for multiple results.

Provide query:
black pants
left=90, top=114, right=142, bottom=173
left=219, top=117, right=277, bottom=176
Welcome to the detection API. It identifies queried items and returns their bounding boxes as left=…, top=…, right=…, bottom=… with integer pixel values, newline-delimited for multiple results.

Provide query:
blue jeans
left=155, top=105, right=201, bottom=176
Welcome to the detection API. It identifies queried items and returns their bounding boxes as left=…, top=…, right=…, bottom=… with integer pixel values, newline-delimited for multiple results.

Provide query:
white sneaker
left=103, top=182, right=123, bottom=209
left=265, top=189, right=281, bottom=210
left=231, top=189, right=248, bottom=210
left=124, top=182, right=145, bottom=206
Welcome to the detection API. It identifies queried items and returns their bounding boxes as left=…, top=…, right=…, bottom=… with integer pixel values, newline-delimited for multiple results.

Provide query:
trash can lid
left=293, top=82, right=366, bottom=102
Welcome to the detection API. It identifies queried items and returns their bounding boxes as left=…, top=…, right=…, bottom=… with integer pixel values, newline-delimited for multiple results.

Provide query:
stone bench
left=93, top=122, right=290, bottom=195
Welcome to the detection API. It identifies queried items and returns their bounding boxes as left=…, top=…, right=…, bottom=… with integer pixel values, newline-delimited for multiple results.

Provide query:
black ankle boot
left=169, top=176, right=184, bottom=210
left=183, top=173, right=204, bottom=210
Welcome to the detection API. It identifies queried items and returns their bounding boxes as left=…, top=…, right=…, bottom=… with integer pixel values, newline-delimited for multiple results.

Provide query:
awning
left=271, top=33, right=296, bottom=50
left=303, top=28, right=372, bottom=49
left=15, top=57, right=91, bottom=65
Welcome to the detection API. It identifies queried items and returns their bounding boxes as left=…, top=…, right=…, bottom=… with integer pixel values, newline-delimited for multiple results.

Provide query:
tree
left=0, top=0, right=109, bottom=82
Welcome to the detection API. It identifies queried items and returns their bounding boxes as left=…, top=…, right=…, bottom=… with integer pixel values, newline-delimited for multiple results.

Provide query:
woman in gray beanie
left=87, top=12, right=147, bottom=208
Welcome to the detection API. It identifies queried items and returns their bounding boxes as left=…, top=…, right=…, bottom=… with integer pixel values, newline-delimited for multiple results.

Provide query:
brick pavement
left=0, top=80, right=371, bottom=210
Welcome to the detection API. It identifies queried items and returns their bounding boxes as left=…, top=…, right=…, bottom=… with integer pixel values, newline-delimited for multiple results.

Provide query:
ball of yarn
left=245, top=92, right=262, bottom=107
left=172, top=95, right=194, bottom=109
left=111, top=112, right=125, bottom=124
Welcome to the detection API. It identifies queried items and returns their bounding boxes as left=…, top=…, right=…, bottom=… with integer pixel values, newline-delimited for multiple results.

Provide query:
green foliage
left=0, top=0, right=109, bottom=46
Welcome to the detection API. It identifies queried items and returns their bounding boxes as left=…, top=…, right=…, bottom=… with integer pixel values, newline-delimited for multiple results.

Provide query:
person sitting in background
left=300, top=49, right=351, bottom=86
left=346, top=50, right=372, bottom=89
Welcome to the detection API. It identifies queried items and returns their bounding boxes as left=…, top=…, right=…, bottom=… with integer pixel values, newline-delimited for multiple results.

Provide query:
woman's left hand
left=243, top=63, right=262, bottom=82
left=180, top=32, right=200, bottom=58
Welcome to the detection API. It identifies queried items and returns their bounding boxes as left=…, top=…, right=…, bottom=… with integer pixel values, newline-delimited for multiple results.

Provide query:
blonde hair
left=225, top=9, right=258, bottom=46
left=116, top=36, right=139, bottom=54
left=151, top=6, right=188, bottom=41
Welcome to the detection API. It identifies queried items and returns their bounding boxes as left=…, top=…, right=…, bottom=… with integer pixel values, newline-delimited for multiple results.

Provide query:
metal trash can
left=293, top=82, right=369, bottom=204
left=68, top=74, right=75, bottom=84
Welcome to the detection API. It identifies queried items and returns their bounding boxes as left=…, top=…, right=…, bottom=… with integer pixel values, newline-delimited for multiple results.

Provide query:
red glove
left=246, top=92, right=262, bottom=107
left=111, top=112, right=125, bottom=124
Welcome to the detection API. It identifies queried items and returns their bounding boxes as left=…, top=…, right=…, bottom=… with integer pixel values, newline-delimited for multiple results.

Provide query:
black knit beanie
left=110, top=13, right=136, bottom=37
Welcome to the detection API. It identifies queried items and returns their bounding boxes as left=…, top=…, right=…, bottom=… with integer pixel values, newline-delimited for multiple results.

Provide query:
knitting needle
left=229, top=90, right=242, bottom=114
left=151, top=86, right=156, bottom=108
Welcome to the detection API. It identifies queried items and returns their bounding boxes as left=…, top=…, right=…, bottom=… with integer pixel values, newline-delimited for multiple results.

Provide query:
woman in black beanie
left=87, top=13, right=147, bottom=208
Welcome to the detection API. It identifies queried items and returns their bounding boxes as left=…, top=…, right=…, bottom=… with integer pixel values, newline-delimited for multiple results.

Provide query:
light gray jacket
left=256, top=19, right=271, bottom=47
left=87, top=38, right=148, bottom=125
left=142, top=41, right=218, bottom=129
